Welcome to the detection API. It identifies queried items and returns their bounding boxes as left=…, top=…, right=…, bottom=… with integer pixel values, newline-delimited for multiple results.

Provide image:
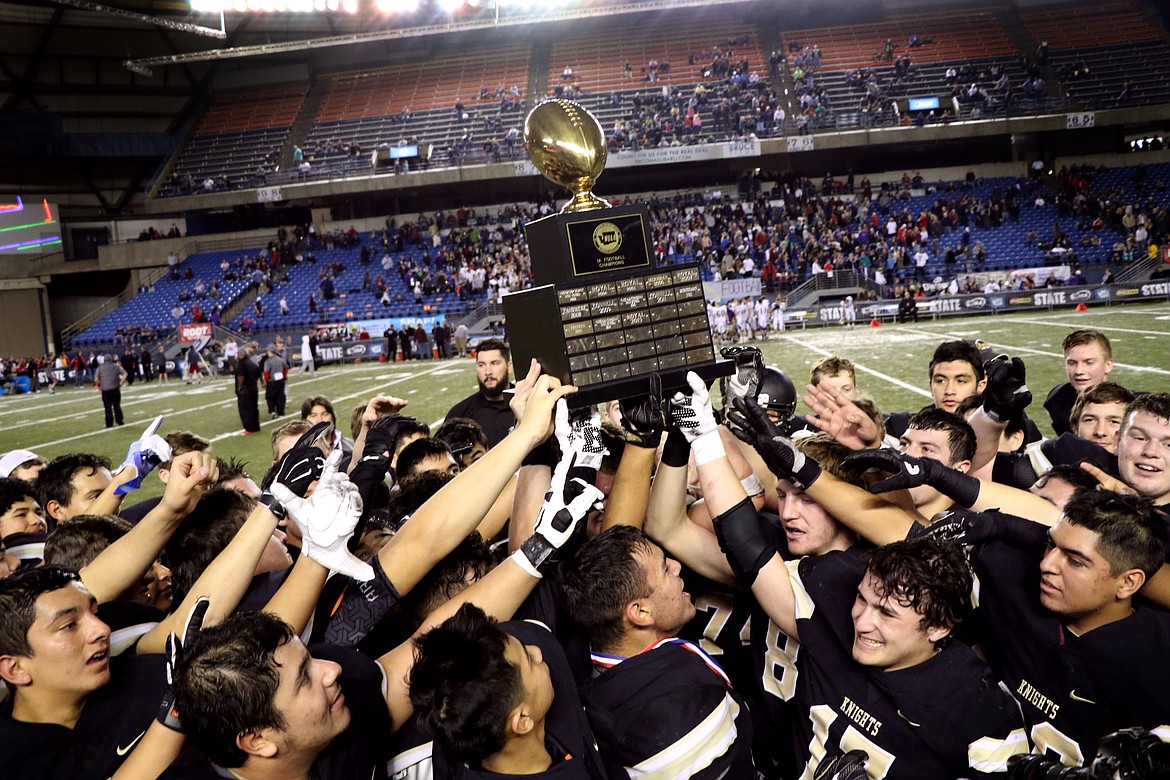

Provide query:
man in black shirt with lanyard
left=445, top=339, right=515, bottom=448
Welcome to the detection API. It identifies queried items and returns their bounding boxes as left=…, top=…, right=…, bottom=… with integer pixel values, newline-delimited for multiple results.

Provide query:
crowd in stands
left=67, top=157, right=1170, bottom=356
left=3, top=317, right=1170, bottom=779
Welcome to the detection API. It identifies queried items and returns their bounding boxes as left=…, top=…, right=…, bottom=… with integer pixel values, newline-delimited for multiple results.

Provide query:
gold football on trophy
left=524, top=99, right=612, bottom=213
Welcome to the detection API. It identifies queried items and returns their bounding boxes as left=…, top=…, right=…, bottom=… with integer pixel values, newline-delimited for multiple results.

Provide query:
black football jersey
left=788, top=551, right=1028, bottom=778
left=971, top=540, right=1170, bottom=766
left=0, top=655, right=167, bottom=780
left=584, top=638, right=755, bottom=779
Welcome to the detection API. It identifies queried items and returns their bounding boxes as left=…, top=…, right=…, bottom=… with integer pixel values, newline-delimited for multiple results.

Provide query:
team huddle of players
left=0, top=326, right=1169, bottom=780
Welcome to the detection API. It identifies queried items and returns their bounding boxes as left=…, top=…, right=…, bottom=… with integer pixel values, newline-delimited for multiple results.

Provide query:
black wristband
left=661, top=429, right=691, bottom=468
left=931, top=468, right=982, bottom=509
left=258, top=490, right=286, bottom=520
left=712, top=496, right=776, bottom=585
left=993, top=511, right=1051, bottom=551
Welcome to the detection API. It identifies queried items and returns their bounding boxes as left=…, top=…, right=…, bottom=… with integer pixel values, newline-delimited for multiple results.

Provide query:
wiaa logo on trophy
left=592, top=222, right=622, bottom=255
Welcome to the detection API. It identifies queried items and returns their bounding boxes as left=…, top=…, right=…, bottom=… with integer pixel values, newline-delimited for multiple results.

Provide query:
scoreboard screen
left=0, top=196, right=62, bottom=255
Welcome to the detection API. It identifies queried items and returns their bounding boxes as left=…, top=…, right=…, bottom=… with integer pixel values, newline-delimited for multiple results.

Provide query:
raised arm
left=136, top=500, right=282, bottom=654
left=377, top=372, right=574, bottom=597
left=90, top=416, right=173, bottom=517
left=969, top=356, right=1033, bottom=476
left=347, top=394, right=409, bottom=474
left=602, top=375, right=668, bottom=531
left=80, top=451, right=216, bottom=604
left=675, top=373, right=799, bottom=636
left=841, top=448, right=1061, bottom=528
left=644, top=430, right=737, bottom=585
left=378, top=412, right=603, bottom=731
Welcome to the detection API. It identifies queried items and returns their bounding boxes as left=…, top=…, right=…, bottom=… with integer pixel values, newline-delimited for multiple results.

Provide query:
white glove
left=670, top=372, right=725, bottom=465
left=115, top=415, right=173, bottom=495
left=555, top=401, right=607, bottom=473
left=513, top=429, right=605, bottom=579
left=269, top=450, right=375, bottom=582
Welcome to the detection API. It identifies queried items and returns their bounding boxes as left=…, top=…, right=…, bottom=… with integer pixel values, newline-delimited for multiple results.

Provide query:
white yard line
left=898, top=326, right=1170, bottom=377
left=29, top=362, right=460, bottom=449
left=779, top=335, right=932, bottom=397
left=996, top=316, right=1170, bottom=338
left=207, top=362, right=457, bottom=443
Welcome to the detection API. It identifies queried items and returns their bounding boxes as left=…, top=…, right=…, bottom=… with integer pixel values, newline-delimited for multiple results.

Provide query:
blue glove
left=115, top=416, right=172, bottom=496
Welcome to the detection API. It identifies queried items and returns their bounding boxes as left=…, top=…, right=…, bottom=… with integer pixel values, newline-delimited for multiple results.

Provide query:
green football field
left=4, top=302, right=1170, bottom=504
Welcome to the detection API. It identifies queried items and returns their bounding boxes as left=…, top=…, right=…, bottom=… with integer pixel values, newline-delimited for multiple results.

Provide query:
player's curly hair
left=864, top=538, right=972, bottom=639
left=410, top=603, right=521, bottom=761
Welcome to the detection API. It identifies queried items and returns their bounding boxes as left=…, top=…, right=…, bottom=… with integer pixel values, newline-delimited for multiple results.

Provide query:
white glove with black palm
left=669, top=371, right=725, bottom=465
left=270, top=450, right=374, bottom=582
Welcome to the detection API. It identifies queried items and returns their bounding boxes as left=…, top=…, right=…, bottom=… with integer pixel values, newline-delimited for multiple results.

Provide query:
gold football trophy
left=506, top=98, right=728, bottom=406
left=524, top=99, right=612, bottom=213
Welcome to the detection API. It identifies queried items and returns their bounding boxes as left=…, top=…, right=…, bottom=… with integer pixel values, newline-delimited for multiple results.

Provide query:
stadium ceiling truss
left=0, top=0, right=751, bottom=212
left=121, top=0, right=755, bottom=72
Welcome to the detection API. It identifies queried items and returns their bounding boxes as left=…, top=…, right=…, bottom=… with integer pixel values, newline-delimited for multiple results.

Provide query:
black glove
left=158, top=596, right=211, bottom=732
left=813, top=750, right=870, bottom=780
left=259, top=421, right=332, bottom=518
left=719, top=345, right=764, bottom=426
left=619, top=372, right=665, bottom=448
left=983, top=356, right=1032, bottom=423
left=918, top=507, right=1049, bottom=550
left=841, top=448, right=980, bottom=508
left=727, top=396, right=822, bottom=489
left=364, top=413, right=420, bottom=460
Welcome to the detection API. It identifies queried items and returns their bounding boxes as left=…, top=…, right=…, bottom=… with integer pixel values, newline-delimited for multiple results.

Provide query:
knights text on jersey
left=971, top=540, right=1170, bottom=766
left=789, top=551, right=1028, bottom=778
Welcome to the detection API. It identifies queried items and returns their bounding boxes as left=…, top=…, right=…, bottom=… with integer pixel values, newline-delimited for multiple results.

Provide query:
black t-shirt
left=971, top=539, right=1170, bottom=766
left=0, top=654, right=167, bottom=780
left=235, top=356, right=260, bottom=394
left=739, top=542, right=871, bottom=780
left=445, top=392, right=515, bottom=449
left=163, top=645, right=393, bottom=780
left=788, top=550, right=1027, bottom=778
left=431, top=620, right=609, bottom=780
left=1044, top=382, right=1078, bottom=437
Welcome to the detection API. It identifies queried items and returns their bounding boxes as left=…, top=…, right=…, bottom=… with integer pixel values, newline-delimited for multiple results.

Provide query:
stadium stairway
left=281, top=79, right=333, bottom=171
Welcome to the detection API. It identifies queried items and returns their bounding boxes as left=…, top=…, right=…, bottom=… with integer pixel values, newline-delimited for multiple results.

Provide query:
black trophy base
left=565, top=360, right=734, bottom=408
left=501, top=263, right=732, bottom=409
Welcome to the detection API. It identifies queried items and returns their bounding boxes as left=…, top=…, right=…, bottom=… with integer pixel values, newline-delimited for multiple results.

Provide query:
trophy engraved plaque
left=504, top=99, right=730, bottom=406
